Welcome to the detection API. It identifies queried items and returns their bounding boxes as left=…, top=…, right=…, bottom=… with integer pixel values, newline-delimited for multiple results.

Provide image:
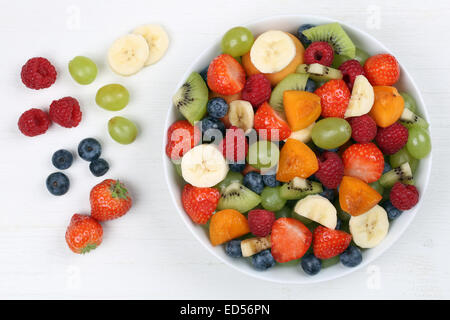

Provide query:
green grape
left=331, top=54, right=350, bottom=68
left=68, top=56, right=97, bottom=85
left=321, top=255, right=340, bottom=268
left=354, top=47, right=370, bottom=65
left=246, top=140, right=279, bottom=169
left=261, top=186, right=286, bottom=211
left=96, top=84, right=130, bottom=111
left=174, top=163, right=182, bottom=177
left=400, top=92, right=417, bottom=113
left=369, top=180, right=384, bottom=195
left=389, top=148, right=419, bottom=173
left=275, top=206, right=292, bottom=219
left=108, top=116, right=138, bottom=144
left=311, top=118, right=351, bottom=149
left=215, top=171, right=243, bottom=193
left=406, top=127, right=431, bottom=159
left=221, top=27, right=254, bottom=57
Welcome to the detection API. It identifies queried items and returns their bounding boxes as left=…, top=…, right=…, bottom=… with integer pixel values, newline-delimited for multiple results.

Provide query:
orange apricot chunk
left=209, top=209, right=250, bottom=246
left=339, top=176, right=382, bottom=216
left=283, top=91, right=321, bottom=131
left=276, top=138, right=318, bottom=182
left=369, top=86, right=404, bottom=128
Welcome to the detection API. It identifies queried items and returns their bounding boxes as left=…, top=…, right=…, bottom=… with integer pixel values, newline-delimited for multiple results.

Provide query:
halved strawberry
left=165, top=120, right=201, bottom=160
left=271, top=217, right=312, bottom=263
left=254, top=102, right=291, bottom=141
left=207, top=54, right=246, bottom=96
left=313, top=226, right=352, bottom=259
left=182, top=184, right=220, bottom=224
left=342, top=143, right=384, bottom=183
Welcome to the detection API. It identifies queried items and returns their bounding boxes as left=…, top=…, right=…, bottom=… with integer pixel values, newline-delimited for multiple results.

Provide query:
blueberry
left=200, top=117, right=225, bottom=143
left=383, top=162, right=392, bottom=174
left=78, top=138, right=101, bottom=161
left=309, top=174, right=320, bottom=182
left=382, top=200, right=403, bottom=220
left=51, top=149, right=73, bottom=170
left=225, top=239, right=242, bottom=258
left=89, top=158, right=110, bottom=177
left=46, top=172, right=70, bottom=196
left=335, top=217, right=342, bottom=230
left=229, top=162, right=246, bottom=172
left=262, top=174, right=280, bottom=187
left=301, top=253, right=321, bottom=275
left=278, top=140, right=285, bottom=150
left=297, top=24, right=315, bottom=47
left=320, top=187, right=335, bottom=202
left=340, top=245, right=362, bottom=267
left=243, top=172, right=264, bottom=194
left=207, top=98, right=228, bottom=119
left=305, top=78, right=317, bottom=93
left=252, top=249, right=276, bottom=271
left=199, top=65, right=209, bottom=84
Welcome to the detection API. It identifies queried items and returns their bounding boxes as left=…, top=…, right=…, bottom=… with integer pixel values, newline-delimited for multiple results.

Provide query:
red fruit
left=316, top=152, right=344, bottom=189
left=241, top=74, right=271, bottom=108
left=375, top=122, right=409, bottom=155
left=49, top=97, right=82, bottom=128
left=207, top=54, right=246, bottom=95
left=390, top=182, right=419, bottom=210
left=304, top=41, right=334, bottom=67
left=218, top=126, right=248, bottom=163
left=65, top=214, right=103, bottom=254
left=165, top=120, right=200, bottom=160
left=247, top=209, right=276, bottom=237
left=254, top=102, right=291, bottom=141
left=271, top=218, right=312, bottom=263
left=90, top=179, right=132, bottom=221
left=364, top=54, right=400, bottom=86
left=338, top=59, right=365, bottom=90
left=342, top=143, right=384, bottom=183
left=18, top=108, right=51, bottom=137
left=348, top=114, right=377, bottom=143
left=21, top=57, right=57, bottom=90
left=313, top=226, right=352, bottom=259
left=314, top=80, right=350, bottom=118
left=182, top=184, right=220, bottom=224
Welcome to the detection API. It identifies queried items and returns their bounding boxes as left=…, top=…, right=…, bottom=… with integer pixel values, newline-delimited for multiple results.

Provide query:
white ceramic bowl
left=162, top=15, right=432, bottom=284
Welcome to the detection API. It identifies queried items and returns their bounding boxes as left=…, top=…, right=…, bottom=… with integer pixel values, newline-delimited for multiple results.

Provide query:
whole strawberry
left=316, top=151, right=344, bottom=189
left=375, top=122, right=408, bottom=155
left=90, top=179, right=132, bottom=221
left=313, top=226, right=352, bottom=259
left=254, top=102, right=291, bottom=141
left=207, top=54, right=246, bottom=96
left=182, top=184, right=220, bottom=224
left=315, top=79, right=350, bottom=118
left=65, top=214, right=103, bottom=254
left=248, top=209, right=276, bottom=237
left=364, top=53, right=400, bottom=86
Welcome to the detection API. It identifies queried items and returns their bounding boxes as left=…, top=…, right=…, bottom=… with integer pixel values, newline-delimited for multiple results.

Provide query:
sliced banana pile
left=108, top=24, right=169, bottom=76
left=349, top=205, right=389, bottom=248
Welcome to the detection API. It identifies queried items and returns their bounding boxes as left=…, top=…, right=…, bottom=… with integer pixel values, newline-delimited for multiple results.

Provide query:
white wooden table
left=0, top=0, right=449, bottom=299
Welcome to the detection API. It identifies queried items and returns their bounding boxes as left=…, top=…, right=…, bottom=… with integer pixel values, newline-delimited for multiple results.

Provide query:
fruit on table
left=312, top=225, right=352, bottom=259
left=132, top=24, right=169, bottom=65
left=241, top=74, right=272, bottom=108
left=18, top=108, right=51, bottom=137
left=46, top=172, right=70, bottom=196
left=344, top=75, right=374, bottom=118
left=399, top=108, right=429, bottom=129
left=89, top=158, right=110, bottom=177
left=288, top=122, right=315, bottom=143
left=96, top=84, right=130, bottom=111
left=379, top=162, right=414, bottom=189
left=276, top=138, right=318, bottom=182
left=52, top=149, right=73, bottom=170
left=65, top=214, right=103, bottom=254
left=108, top=34, right=149, bottom=76
left=78, top=138, right=102, bottom=161
left=21, top=57, right=57, bottom=90
left=315, top=79, right=350, bottom=118
left=182, top=184, right=220, bottom=224
left=68, top=56, right=97, bottom=85
left=49, top=97, right=82, bottom=128
left=209, top=209, right=250, bottom=246
left=342, top=142, right=384, bottom=183
left=247, top=209, right=276, bottom=237
left=389, top=147, right=419, bottom=173
left=406, top=127, right=432, bottom=159
left=283, top=91, right=321, bottom=131
left=279, top=177, right=322, bottom=200
left=254, top=102, right=291, bottom=141
left=108, top=116, right=138, bottom=145
left=173, top=72, right=208, bottom=125
left=349, top=205, right=389, bottom=248
left=221, top=26, right=254, bottom=57
left=246, top=140, right=280, bottom=170
left=260, top=186, right=286, bottom=211
left=240, top=235, right=271, bottom=257
left=269, top=73, right=309, bottom=113
left=294, top=194, right=337, bottom=229
left=315, top=151, right=344, bottom=189
left=217, top=182, right=261, bottom=213
left=165, top=120, right=200, bottom=161
left=339, top=176, right=382, bottom=216
left=207, top=54, right=246, bottom=96
left=90, top=179, right=132, bottom=221
left=311, top=117, right=351, bottom=150
left=375, top=122, right=409, bottom=155
left=296, top=63, right=343, bottom=82
left=228, top=100, right=254, bottom=133
left=338, top=60, right=365, bottom=90
left=364, top=53, right=400, bottom=86
left=369, top=86, right=404, bottom=127
left=304, top=41, right=334, bottom=66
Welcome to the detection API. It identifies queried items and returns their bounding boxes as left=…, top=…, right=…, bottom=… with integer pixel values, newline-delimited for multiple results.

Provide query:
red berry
left=313, top=226, right=352, bottom=259
left=165, top=120, right=200, bottom=160
left=18, top=108, right=51, bottom=137
left=348, top=114, right=377, bottom=143
left=390, top=182, right=419, bottom=211
left=364, top=54, right=400, bottom=86
left=271, top=218, right=312, bottom=263
left=241, top=74, right=271, bottom=108
left=338, top=60, right=365, bottom=90
left=342, top=143, right=384, bottom=183
left=182, top=184, right=220, bottom=224
left=218, top=126, right=248, bottom=163
left=316, top=152, right=344, bottom=189
left=21, top=57, right=57, bottom=90
left=375, top=122, right=409, bottom=155
left=90, top=179, right=132, bottom=221
left=207, top=54, right=246, bottom=96
left=304, top=42, right=334, bottom=67
left=254, top=102, right=291, bottom=141
left=65, top=214, right=103, bottom=254
left=315, top=80, right=350, bottom=118
left=49, top=97, right=82, bottom=128
left=247, top=209, right=276, bottom=237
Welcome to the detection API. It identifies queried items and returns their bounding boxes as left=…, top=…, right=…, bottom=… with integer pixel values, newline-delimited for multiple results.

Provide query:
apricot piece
left=283, top=91, right=321, bottom=131
left=339, top=176, right=382, bottom=216
left=209, top=209, right=250, bottom=246
left=369, top=86, right=404, bottom=128
left=276, top=138, right=318, bottom=182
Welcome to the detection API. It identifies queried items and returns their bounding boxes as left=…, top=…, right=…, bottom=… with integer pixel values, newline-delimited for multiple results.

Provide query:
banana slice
left=181, top=144, right=229, bottom=188
left=287, top=123, right=315, bottom=143
left=133, top=24, right=169, bottom=66
left=344, top=75, right=374, bottom=118
left=349, top=205, right=389, bottom=248
left=293, top=194, right=337, bottom=229
left=250, top=30, right=296, bottom=74
left=228, top=100, right=254, bottom=133
left=108, top=34, right=149, bottom=76
left=241, top=235, right=271, bottom=257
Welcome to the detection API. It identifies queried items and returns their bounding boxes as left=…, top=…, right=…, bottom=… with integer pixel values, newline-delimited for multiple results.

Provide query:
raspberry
left=364, top=54, right=400, bottom=86
left=49, top=97, right=82, bottom=128
left=375, top=122, right=408, bottom=155
left=18, top=108, right=51, bottom=137
left=241, top=74, right=271, bottom=108
left=390, top=182, right=419, bottom=210
left=315, top=152, right=344, bottom=189
left=248, top=209, right=276, bottom=237
left=304, top=41, right=334, bottom=66
left=348, top=115, right=377, bottom=143
left=338, top=60, right=365, bottom=90
left=182, top=184, right=220, bottom=224
left=21, top=57, right=57, bottom=90
left=218, top=126, right=248, bottom=163
left=314, top=80, right=350, bottom=118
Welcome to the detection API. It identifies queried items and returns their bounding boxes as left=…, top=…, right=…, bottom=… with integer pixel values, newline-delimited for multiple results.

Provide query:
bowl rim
left=162, top=14, right=432, bottom=284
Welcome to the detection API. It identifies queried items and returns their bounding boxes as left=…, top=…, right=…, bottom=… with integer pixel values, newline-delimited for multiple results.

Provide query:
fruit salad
left=166, top=22, right=431, bottom=275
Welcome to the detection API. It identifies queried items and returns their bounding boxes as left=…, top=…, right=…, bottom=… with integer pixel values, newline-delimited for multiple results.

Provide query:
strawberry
left=90, top=179, right=132, bottom=221
left=271, top=217, right=312, bottom=263
left=342, top=143, right=384, bottom=183
left=254, top=102, right=291, bottom=141
left=65, top=214, right=103, bottom=254
left=182, top=184, right=220, bottom=224
left=364, top=53, right=400, bottom=86
left=313, top=226, right=352, bottom=259
left=207, top=54, right=246, bottom=96
left=218, top=126, right=248, bottom=162
left=165, top=120, right=200, bottom=160
left=314, top=79, right=350, bottom=118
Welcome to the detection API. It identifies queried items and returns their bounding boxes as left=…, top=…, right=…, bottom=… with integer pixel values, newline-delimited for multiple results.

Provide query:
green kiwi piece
left=214, top=171, right=244, bottom=194
left=172, top=72, right=208, bottom=125
left=269, top=73, right=309, bottom=112
left=379, top=162, right=414, bottom=189
left=302, top=23, right=356, bottom=58
left=296, top=63, right=343, bottom=82
left=279, top=177, right=323, bottom=200
left=217, top=182, right=261, bottom=213
left=400, top=108, right=429, bottom=129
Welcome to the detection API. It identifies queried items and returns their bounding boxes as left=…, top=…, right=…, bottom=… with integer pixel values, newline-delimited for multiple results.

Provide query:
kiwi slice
left=279, top=177, right=323, bottom=200
left=296, top=63, right=343, bottom=82
left=302, top=23, right=356, bottom=58
left=379, top=162, right=414, bottom=189
left=172, top=72, right=208, bottom=125
left=217, top=182, right=261, bottom=213
left=400, top=108, right=429, bottom=129
left=214, top=171, right=244, bottom=194
left=269, top=73, right=309, bottom=112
